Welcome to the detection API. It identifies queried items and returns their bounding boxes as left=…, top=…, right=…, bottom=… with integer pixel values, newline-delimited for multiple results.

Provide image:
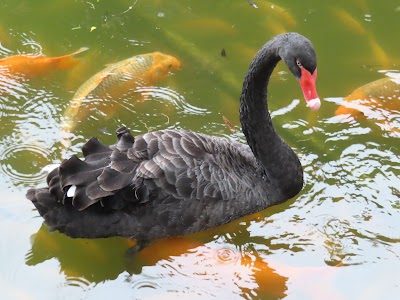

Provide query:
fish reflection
left=0, top=47, right=88, bottom=78
left=132, top=240, right=288, bottom=299
left=61, top=52, right=181, bottom=147
left=122, top=239, right=345, bottom=299
left=335, top=73, right=400, bottom=135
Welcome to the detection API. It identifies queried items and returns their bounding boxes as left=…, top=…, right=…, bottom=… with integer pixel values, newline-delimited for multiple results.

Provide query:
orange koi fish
left=335, top=76, right=400, bottom=118
left=61, top=52, right=180, bottom=145
left=335, top=74, right=400, bottom=134
left=332, top=8, right=366, bottom=36
left=332, top=8, right=390, bottom=68
left=368, top=37, right=390, bottom=68
left=0, top=47, right=88, bottom=78
left=261, top=1, right=297, bottom=28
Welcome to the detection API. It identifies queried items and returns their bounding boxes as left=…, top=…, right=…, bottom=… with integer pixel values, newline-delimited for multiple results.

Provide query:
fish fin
left=69, top=47, right=89, bottom=57
left=54, top=47, right=89, bottom=70
left=94, top=72, right=110, bottom=85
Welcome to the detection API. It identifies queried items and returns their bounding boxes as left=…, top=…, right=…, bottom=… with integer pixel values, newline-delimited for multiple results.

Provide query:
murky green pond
left=1, top=1, right=399, bottom=299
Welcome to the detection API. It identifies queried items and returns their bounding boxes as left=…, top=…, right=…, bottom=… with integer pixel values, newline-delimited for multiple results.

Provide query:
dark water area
left=0, top=1, right=399, bottom=299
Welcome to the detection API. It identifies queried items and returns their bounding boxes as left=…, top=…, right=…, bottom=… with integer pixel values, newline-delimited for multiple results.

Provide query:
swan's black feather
left=86, top=180, right=114, bottom=199
left=110, top=150, right=137, bottom=173
left=98, top=167, right=134, bottom=192
left=82, top=137, right=111, bottom=159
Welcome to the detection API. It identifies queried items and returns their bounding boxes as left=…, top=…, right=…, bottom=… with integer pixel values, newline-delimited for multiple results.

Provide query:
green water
left=1, top=0, right=399, bottom=299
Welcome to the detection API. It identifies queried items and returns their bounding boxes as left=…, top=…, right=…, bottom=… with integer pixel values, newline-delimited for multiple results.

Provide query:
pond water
left=1, top=1, right=399, bottom=299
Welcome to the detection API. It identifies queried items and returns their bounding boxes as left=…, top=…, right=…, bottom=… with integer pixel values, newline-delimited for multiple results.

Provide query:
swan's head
left=280, top=33, right=320, bottom=111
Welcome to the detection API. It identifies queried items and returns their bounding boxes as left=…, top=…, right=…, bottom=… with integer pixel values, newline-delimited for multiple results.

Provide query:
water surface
left=0, top=1, right=399, bottom=299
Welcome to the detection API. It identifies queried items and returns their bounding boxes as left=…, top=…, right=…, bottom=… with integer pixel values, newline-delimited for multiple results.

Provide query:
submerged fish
left=262, top=1, right=297, bottom=28
left=335, top=74, right=400, bottom=134
left=368, top=37, right=390, bottom=68
left=332, top=8, right=366, bottom=36
left=0, top=47, right=88, bottom=78
left=61, top=52, right=180, bottom=144
left=335, top=76, right=400, bottom=117
left=332, top=8, right=390, bottom=68
left=179, top=18, right=236, bottom=35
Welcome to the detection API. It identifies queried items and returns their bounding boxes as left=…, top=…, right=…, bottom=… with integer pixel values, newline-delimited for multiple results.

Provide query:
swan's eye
left=296, top=60, right=302, bottom=67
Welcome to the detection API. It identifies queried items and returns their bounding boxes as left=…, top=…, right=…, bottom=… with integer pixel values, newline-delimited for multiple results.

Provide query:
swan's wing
left=52, top=127, right=256, bottom=213
left=129, top=130, right=260, bottom=205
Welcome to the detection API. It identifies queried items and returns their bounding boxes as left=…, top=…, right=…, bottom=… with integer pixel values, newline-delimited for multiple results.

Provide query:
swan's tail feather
left=27, top=188, right=54, bottom=215
left=27, top=186, right=139, bottom=238
left=27, top=127, right=143, bottom=238
left=82, top=137, right=112, bottom=158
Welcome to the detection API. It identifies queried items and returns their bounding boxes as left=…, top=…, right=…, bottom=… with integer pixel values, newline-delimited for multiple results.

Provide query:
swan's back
left=27, top=127, right=272, bottom=240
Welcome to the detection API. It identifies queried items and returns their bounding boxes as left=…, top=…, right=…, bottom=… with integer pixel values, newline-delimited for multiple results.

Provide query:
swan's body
left=27, top=33, right=320, bottom=247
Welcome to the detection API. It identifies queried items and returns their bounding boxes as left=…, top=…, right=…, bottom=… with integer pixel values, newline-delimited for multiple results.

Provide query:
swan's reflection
left=26, top=224, right=131, bottom=283
left=26, top=214, right=346, bottom=299
left=26, top=222, right=288, bottom=299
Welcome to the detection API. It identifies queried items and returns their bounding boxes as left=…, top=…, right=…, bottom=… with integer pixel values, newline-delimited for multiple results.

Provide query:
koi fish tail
left=54, top=47, right=89, bottom=70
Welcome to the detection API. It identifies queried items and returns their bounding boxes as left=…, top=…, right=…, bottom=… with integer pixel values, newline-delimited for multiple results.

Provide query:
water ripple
left=65, top=275, right=92, bottom=289
left=19, top=31, right=43, bottom=54
left=213, top=247, right=240, bottom=264
left=0, top=142, right=51, bottom=187
left=134, top=86, right=209, bottom=115
left=271, top=99, right=300, bottom=118
left=0, top=73, right=29, bottom=98
left=130, top=279, right=161, bottom=290
left=127, top=243, right=285, bottom=299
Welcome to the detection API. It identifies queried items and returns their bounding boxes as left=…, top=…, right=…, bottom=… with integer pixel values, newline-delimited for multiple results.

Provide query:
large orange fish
left=60, top=51, right=180, bottom=146
left=335, top=74, right=400, bottom=134
left=335, top=76, right=400, bottom=117
left=0, top=47, right=88, bottom=78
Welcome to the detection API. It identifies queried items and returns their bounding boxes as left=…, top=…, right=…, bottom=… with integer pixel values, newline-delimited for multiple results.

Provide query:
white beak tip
left=306, top=98, right=321, bottom=111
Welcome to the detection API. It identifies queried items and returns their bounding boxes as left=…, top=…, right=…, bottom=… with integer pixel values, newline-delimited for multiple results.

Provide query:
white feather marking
left=67, top=185, right=77, bottom=198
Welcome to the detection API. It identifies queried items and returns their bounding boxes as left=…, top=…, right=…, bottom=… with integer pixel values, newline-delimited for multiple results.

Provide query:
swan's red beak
left=299, top=67, right=320, bottom=110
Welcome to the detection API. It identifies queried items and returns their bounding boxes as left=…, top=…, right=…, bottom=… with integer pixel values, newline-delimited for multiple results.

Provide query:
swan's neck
left=239, top=39, right=303, bottom=201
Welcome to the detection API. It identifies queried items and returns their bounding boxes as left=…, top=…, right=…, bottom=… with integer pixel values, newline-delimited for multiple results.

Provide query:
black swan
left=27, top=32, right=320, bottom=252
